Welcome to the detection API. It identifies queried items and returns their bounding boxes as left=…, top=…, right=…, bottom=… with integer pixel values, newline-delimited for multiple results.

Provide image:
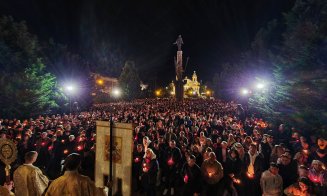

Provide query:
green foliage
left=118, top=61, right=141, bottom=100
left=0, top=16, right=63, bottom=118
left=0, top=59, right=62, bottom=118
left=0, top=16, right=40, bottom=71
left=249, top=0, right=327, bottom=135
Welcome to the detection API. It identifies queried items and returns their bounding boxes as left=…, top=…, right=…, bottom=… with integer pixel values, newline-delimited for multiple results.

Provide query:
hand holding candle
left=247, top=172, right=254, bottom=179
left=167, top=158, right=174, bottom=166
left=184, top=174, right=189, bottom=183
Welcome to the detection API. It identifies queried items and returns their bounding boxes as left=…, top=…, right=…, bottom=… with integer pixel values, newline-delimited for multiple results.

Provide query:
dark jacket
left=141, top=158, right=159, bottom=186
left=181, top=163, right=202, bottom=194
left=243, top=152, right=264, bottom=181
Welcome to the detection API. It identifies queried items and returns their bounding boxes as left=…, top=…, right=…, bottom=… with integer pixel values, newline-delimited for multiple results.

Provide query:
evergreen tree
left=0, top=16, right=63, bottom=118
left=250, top=0, right=327, bottom=135
left=118, top=61, right=141, bottom=100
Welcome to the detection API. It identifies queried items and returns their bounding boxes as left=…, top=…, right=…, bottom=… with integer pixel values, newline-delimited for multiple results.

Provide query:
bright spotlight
left=256, top=83, right=265, bottom=89
left=112, top=88, right=121, bottom=97
left=65, top=85, right=75, bottom=93
left=241, top=88, right=249, bottom=95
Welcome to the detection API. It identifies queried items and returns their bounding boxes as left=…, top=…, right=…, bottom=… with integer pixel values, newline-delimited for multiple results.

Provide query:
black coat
left=225, top=157, right=242, bottom=177
left=243, top=152, right=264, bottom=181
left=141, top=158, right=159, bottom=186
left=165, top=147, right=182, bottom=170
left=181, top=163, right=202, bottom=194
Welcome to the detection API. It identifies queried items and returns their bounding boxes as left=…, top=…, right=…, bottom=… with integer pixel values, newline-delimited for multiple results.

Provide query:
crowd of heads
left=0, top=98, right=326, bottom=195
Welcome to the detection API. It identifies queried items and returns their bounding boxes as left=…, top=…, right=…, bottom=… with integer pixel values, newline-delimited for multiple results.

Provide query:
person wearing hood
left=140, top=148, right=159, bottom=196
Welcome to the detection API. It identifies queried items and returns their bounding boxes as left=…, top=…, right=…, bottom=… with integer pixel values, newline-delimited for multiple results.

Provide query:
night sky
left=0, top=0, right=295, bottom=86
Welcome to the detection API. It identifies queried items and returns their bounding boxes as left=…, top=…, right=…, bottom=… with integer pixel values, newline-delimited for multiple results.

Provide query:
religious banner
left=0, top=139, right=17, bottom=184
left=95, top=121, right=134, bottom=196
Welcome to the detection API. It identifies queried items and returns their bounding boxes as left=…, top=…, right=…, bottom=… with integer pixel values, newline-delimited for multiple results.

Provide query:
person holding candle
left=140, top=148, right=158, bottom=196
left=242, top=143, right=264, bottom=196
left=284, top=177, right=315, bottom=196
left=133, top=144, right=144, bottom=193
left=35, top=132, right=51, bottom=171
left=163, top=140, right=182, bottom=195
left=308, top=160, right=327, bottom=186
left=181, top=155, right=202, bottom=196
left=201, top=152, right=224, bottom=196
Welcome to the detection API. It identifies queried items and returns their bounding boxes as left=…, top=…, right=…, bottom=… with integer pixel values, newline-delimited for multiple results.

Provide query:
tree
left=118, top=61, right=141, bottom=100
left=249, top=0, right=327, bottom=136
left=0, top=59, right=62, bottom=118
left=0, top=16, right=63, bottom=118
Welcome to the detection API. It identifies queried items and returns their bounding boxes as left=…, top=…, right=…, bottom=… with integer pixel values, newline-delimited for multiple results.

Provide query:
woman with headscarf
left=141, top=148, right=159, bottom=196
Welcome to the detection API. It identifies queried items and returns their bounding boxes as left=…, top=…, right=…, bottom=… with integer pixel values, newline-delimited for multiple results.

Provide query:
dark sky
left=0, top=0, right=295, bottom=86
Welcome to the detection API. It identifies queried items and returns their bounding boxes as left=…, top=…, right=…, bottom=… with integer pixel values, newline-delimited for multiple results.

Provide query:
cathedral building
left=171, top=71, right=201, bottom=97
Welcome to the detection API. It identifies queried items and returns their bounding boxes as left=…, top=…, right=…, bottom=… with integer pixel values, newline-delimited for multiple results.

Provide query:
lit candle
left=247, top=172, right=254, bottom=179
left=61, top=139, right=65, bottom=143
left=233, top=178, right=241, bottom=184
left=41, top=142, right=45, bottom=146
left=134, top=157, right=140, bottom=163
left=184, top=174, right=189, bottom=183
left=64, top=149, right=68, bottom=154
left=142, top=163, right=149, bottom=172
left=167, top=158, right=174, bottom=166
left=77, top=145, right=83, bottom=151
left=313, top=177, right=320, bottom=183
left=303, top=149, right=309, bottom=155
left=143, top=166, right=149, bottom=172
left=208, top=172, right=213, bottom=177
left=48, top=146, right=53, bottom=151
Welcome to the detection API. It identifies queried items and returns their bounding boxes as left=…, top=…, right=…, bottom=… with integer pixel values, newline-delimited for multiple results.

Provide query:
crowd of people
left=0, top=98, right=326, bottom=196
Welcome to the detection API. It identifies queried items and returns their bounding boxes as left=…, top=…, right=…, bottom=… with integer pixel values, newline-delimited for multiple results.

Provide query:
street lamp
left=256, top=83, right=265, bottom=89
left=112, top=88, right=121, bottom=98
left=241, top=88, right=249, bottom=96
left=108, top=87, right=121, bottom=196
left=97, top=79, right=104, bottom=85
left=155, top=90, right=161, bottom=97
left=64, top=84, right=76, bottom=113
